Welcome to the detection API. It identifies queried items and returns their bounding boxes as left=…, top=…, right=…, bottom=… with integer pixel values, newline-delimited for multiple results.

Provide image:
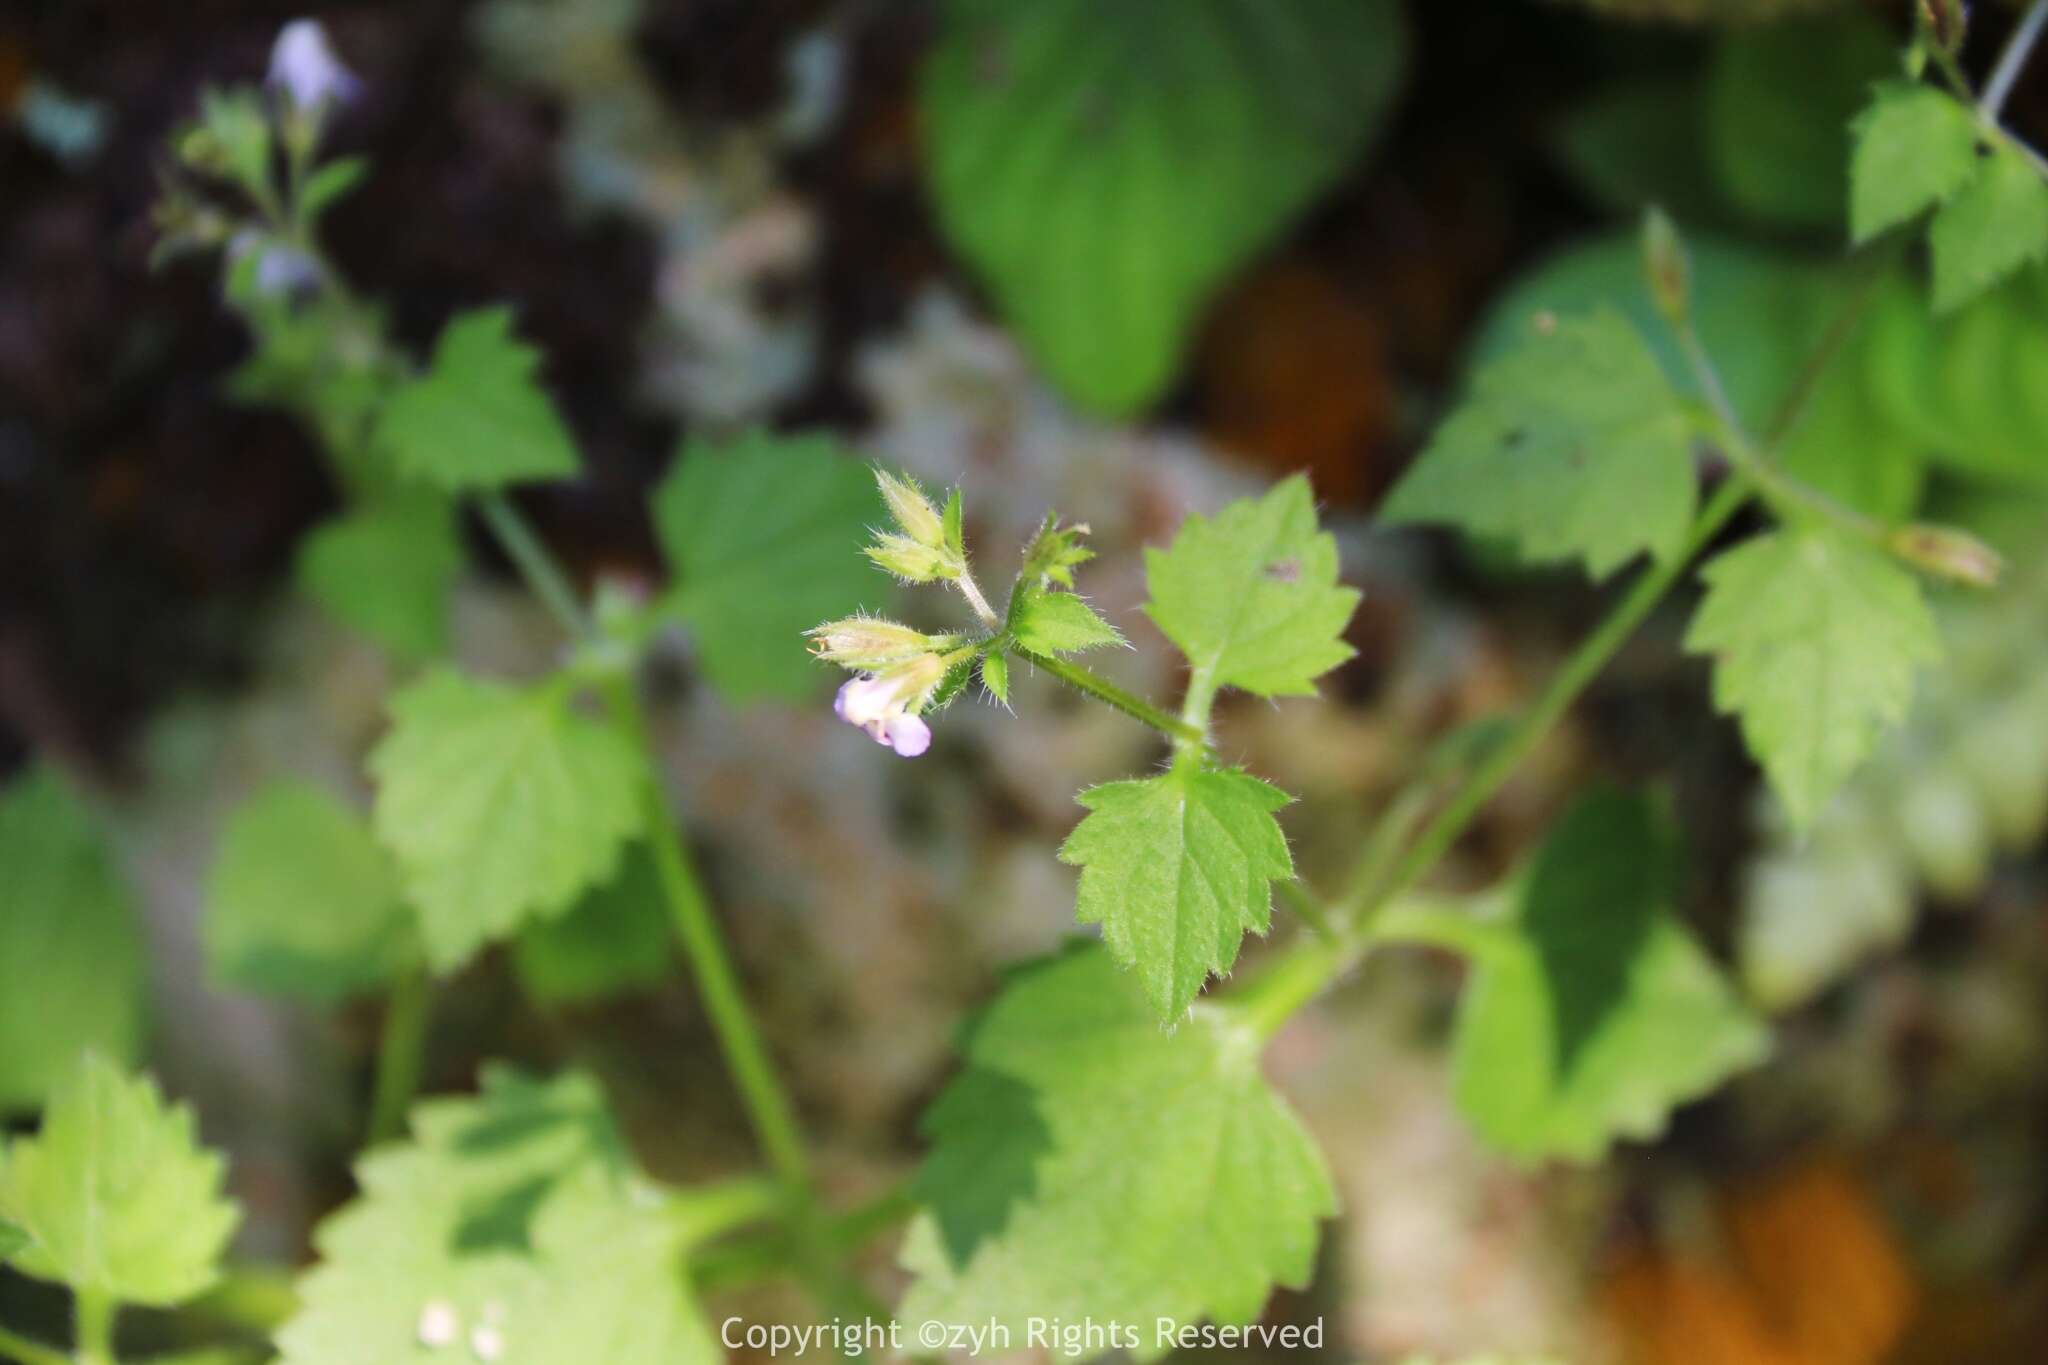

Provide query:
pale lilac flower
left=268, top=20, right=360, bottom=112
left=834, top=666, right=937, bottom=758
left=255, top=243, right=321, bottom=295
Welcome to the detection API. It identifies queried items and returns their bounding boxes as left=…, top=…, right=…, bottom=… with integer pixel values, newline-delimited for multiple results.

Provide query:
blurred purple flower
left=268, top=20, right=360, bottom=111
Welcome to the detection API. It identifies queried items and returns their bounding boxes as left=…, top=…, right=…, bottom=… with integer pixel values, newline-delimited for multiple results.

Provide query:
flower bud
left=875, top=468, right=947, bottom=549
left=1888, top=523, right=2003, bottom=589
left=269, top=19, right=361, bottom=113
left=1642, top=207, right=1689, bottom=328
left=865, top=533, right=957, bottom=583
left=1918, top=0, right=1967, bottom=57
left=807, top=616, right=938, bottom=668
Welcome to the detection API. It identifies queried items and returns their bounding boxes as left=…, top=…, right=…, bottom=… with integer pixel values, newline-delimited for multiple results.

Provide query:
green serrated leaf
left=1061, top=767, right=1294, bottom=1021
left=1144, top=476, right=1358, bottom=697
left=375, top=307, right=580, bottom=492
left=1849, top=83, right=1981, bottom=244
left=1929, top=142, right=2048, bottom=313
left=901, top=944, right=1333, bottom=1357
left=278, top=1068, right=716, bottom=1365
left=0, top=768, right=146, bottom=1111
left=1385, top=308, right=1696, bottom=577
left=1018, top=513, right=1095, bottom=589
left=1007, top=586, right=1123, bottom=656
left=370, top=670, right=642, bottom=972
left=297, top=494, right=463, bottom=661
left=204, top=781, right=421, bottom=1004
left=1687, top=526, right=1941, bottom=830
left=653, top=431, right=875, bottom=703
left=980, top=649, right=1010, bottom=704
left=920, top=0, right=1406, bottom=415
left=1442, top=792, right=1770, bottom=1164
left=0, top=1056, right=240, bottom=1306
left=511, top=847, right=673, bottom=1006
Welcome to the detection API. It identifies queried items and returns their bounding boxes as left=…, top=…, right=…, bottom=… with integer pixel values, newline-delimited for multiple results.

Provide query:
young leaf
left=1143, top=476, right=1359, bottom=697
left=1442, top=792, right=1770, bottom=1163
left=0, top=1056, right=240, bottom=1307
left=374, top=306, right=580, bottom=492
left=298, top=155, right=369, bottom=220
left=296, top=493, right=463, bottom=662
left=1686, top=526, right=1941, bottom=830
left=370, top=670, right=642, bottom=972
left=980, top=649, right=1010, bottom=704
left=1018, top=513, right=1095, bottom=588
left=204, top=781, right=421, bottom=1004
left=0, top=768, right=145, bottom=1111
left=511, top=847, right=673, bottom=1006
left=920, top=0, right=1406, bottom=414
left=278, top=1068, right=717, bottom=1365
left=1060, top=767, right=1294, bottom=1021
left=900, top=944, right=1333, bottom=1355
left=1383, top=308, right=1696, bottom=577
left=1007, top=585, right=1122, bottom=656
left=1929, top=142, right=2048, bottom=312
left=1849, top=83, right=1980, bottom=244
left=653, top=431, right=875, bottom=702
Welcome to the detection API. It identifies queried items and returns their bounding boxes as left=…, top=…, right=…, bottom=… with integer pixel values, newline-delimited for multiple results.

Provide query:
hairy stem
left=0, top=1323, right=71, bottom=1365
left=1016, top=649, right=1207, bottom=746
left=1172, top=665, right=1219, bottom=774
left=366, top=965, right=431, bottom=1145
left=953, top=566, right=1002, bottom=630
left=1982, top=0, right=2048, bottom=120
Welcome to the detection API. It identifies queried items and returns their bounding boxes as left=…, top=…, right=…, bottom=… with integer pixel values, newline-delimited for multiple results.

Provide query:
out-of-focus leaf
left=1849, top=82, right=1980, bottom=245
left=296, top=493, right=463, bottom=661
left=920, top=0, right=1407, bottom=415
left=1554, top=78, right=1727, bottom=221
left=0, top=768, right=146, bottom=1112
left=1929, top=141, right=2048, bottom=313
left=375, top=307, right=581, bottom=493
left=511, top=847, right=673, bottom=1006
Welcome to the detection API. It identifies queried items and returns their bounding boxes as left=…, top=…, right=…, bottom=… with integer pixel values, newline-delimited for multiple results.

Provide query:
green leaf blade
left=0, top=1056, right=240, bottom=1307
left=1384, top=308, right=1697, bottom=577
left=510, top=847, right=673, bottom=1006
left=1447, top=792, right=1771, bottom=1164
left=369, top=670, right=642, bottom=972
left=920, top=0, right=1407, bottom=414
left=1929, top=143, right=2048, bottom=313
left=204, top=782, right=421, bottom=1004
left=1007, top=586, right=1123, bottom=656
left=1849, top=83, right=1981, bottom=245
left=375, top=307, right=581, bottom=493
left=0, top=768, right=146, bottom=1111
left=652, top=432, right=876, bottom=703
left=1143, top=476, right=1358, bottom=697
left=901, top=944, right=1333, bottom=1358
left=1061, top=768, right=1294, bottom=1021
left=1686, top=526, right=1942, bottom=829
left=296, top=495, right=463, bottom=661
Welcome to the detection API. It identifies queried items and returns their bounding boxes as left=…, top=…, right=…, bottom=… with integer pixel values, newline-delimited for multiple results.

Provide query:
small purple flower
left=834, top=672, right=934, bottom=758
left=268, top=20, right=360, bottom=112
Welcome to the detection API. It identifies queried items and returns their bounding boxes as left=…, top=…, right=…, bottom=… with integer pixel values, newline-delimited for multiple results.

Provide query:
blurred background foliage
left=4, top=0, right=2048, bottom=1361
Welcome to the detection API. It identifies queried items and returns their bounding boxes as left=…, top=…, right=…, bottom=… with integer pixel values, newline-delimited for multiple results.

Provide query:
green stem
left=0, top=1322, right=70, bottom=1365
left=668, top=1175, right=787, bottom=1247
left=1016, top=649, right=1207, bottom=746
left=597, top=677, right=812, bottom=1194
left=367, top=966, right=432, bottom=1145
left=691, top=1183, right=917, bottom=1293
left=1173, top=665, right=1220, bottom=773
left=186, top=1265, right=300, bottom=1337
left=953, top=567, right=1002, bottom=631
left=73, top=1290, right=114, bottom=1365
left=477, top=492, right=591, bottom=638
left=1354, top=478, right=1749, bottom=923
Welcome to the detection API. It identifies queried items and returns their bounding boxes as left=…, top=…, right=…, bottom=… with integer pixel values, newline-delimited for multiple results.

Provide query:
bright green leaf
left=1686, top=526, right=1941, bottom=830
left=0, top=768, right=146, bottom=1111
left=204, top=781, right=421, bottom=1004
left=278, top=1068, right=717, bottom=1365
left=900, top=944, right=1333, bottom=1357
left=511, top=847, right=673, bottom=1006
left=1385, top=309, right=1696, bottom=577
left=1060, top=767, right=1294, bottom=1021
left=653, top=431, right=875, bottom=703
left=1007, top=586, right=1122, bottom=657
left=375, top=306, right=580, bottom=492
left=1849, top=83, right=1981, bottom=244
left=296, top=494, right=463, bottom=661
left=370, top=670, right=642, bottom=972
left=1704, top=14, right=1895, bottom=230
left=299, top=156, right=370, bottom=220
left=980, top=649, right=1010, bottom=704
left=1929, top=142, right=2048, bottom=313
left=0, top=1056, right=239, bottom=1307
left=1144, top=476, right=1358, bottom=697
left=1444, top=792, right=1770, bottom=1164
left=920, top=0, right=1406, bottom=415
